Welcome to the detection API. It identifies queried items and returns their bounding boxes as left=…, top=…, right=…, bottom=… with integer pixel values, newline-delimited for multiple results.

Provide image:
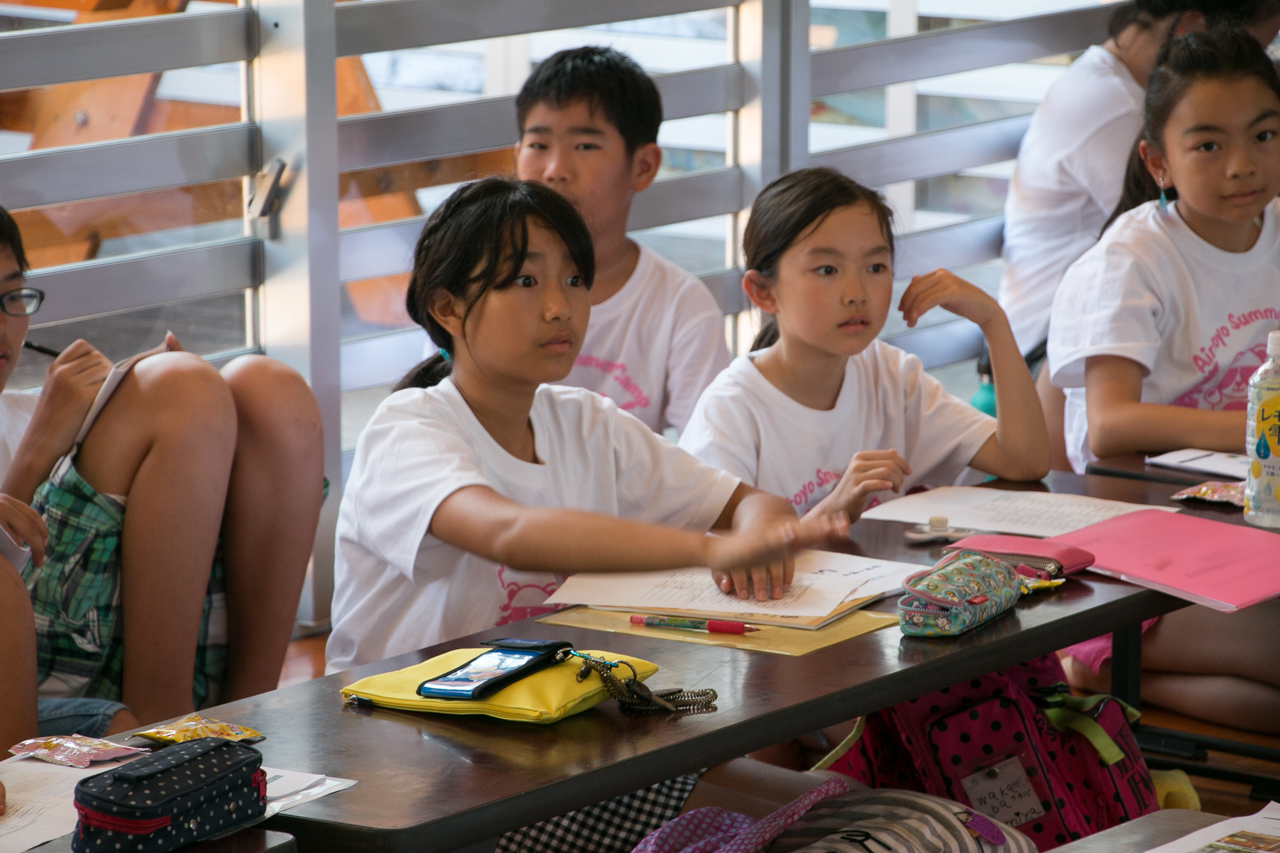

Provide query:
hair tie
left=438, top=348, right=451, bottom=363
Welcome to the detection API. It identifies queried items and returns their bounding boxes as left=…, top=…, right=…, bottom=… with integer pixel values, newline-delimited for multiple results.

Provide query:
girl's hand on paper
left=0, top=494, right=46, bottom=566
left=807, top=450, right=912, bottom=522
left=708, top=513, right=849, bottom=602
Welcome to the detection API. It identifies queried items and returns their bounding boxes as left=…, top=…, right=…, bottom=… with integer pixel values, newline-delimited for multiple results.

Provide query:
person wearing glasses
left=0, top=204, right=324, bottom=746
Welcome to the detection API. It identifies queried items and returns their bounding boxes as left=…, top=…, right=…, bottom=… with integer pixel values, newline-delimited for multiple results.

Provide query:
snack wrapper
left=135, top=713, right=264, bottom=744
left=1171, top=480, right=1246, bottom=508
left=9, top=735, right=148, bottom=768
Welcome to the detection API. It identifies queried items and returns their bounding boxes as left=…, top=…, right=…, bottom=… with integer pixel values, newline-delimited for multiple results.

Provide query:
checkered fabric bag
left=497, top=774, right=699, bottom=853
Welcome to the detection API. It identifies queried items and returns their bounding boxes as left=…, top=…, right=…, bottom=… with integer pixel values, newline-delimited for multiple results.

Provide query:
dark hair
left=515, top=46, right=662, bottom=155
left=1104, top=27, right=1280, bottom=230
left=744, top=167, right=895, bottom=351
left=1107, top=0, right=1276, bottom=39
left=394, top=178, right=595, bottom=390
left=0, top=205, right=29, bottom=273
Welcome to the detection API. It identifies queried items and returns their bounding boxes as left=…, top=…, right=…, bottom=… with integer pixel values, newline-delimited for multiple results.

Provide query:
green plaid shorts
left=22, top=453, right=227, bottom=710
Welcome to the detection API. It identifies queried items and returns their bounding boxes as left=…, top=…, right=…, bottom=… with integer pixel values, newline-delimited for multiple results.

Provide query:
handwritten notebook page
left=546, top=561, right=874, bottom=617
left=860, top=487, right=1178, bottom=537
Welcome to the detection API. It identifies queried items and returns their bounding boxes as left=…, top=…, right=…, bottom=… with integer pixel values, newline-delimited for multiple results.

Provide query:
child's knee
left=222, top=356, right=321, bottom=434
left=127, top=353, right=237, bottom=442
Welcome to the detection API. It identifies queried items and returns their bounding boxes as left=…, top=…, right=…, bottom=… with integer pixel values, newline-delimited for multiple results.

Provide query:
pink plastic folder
left=1053, top=509, right=1280, bottom=612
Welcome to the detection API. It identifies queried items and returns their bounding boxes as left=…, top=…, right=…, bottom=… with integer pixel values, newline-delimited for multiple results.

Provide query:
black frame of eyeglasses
left=0, top=287, right=45, bottom=317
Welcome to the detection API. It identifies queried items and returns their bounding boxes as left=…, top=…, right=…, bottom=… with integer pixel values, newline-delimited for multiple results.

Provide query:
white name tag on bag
left=960, top=757, right=1047, bottom=827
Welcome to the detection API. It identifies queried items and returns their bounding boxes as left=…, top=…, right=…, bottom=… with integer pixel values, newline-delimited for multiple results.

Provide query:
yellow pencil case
left=340, top=648, right=659, bottom=724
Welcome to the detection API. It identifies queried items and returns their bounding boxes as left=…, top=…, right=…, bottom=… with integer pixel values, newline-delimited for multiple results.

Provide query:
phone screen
left=418, top=649, right=543, bottom=699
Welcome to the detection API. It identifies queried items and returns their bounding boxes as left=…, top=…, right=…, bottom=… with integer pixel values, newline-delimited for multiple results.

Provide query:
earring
left=1157, top=178, right=1168, bottom=213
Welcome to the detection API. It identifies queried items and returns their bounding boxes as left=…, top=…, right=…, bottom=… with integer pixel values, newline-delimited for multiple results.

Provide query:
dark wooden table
left=1086, top=453, right=1209, bottom=487
left=35, top=828, right=296, bottom=853
left=173, top=471, right=1216, bottom=853
left=1054, top=809, right=1226, bottom=852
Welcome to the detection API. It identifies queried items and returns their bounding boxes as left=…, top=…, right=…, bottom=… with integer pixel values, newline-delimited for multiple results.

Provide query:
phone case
left=943, top=535, right=1094, bottom=579
left=417, top=640, right=572, bottom=700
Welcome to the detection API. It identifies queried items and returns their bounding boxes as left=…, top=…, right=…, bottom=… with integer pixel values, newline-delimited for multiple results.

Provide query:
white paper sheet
left=0, top=754, right=140, bottom=852
left=859, top=487, right=1179, bottom=537
left=1141, top=800, right=1280, bottom=853
left=545, top=553, right=893, bottom=617
left=791, top=551, right=922, bottom=599
left=261, top=767, right=355, bottom=817
left=1146, top=448, right=1252, bottom=481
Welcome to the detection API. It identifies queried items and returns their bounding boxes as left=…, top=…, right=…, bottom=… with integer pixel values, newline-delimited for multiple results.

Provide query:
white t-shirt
left=0, top=391, right=37, bottom=476
left=678, top=341, right=997, bottom=516
left=1049, top=199, right=1280, bottom=472
left=999, top=46, right=1145, bottom=354
left=563, top=242, right=731, bottom=434
left=0, top=392, right=39, bottom=568
left=326, top=378, right=740, bottom=672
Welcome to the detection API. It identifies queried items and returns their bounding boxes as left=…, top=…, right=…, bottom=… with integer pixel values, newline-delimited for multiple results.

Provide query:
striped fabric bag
left=631, top=782, right=1035, bottom=853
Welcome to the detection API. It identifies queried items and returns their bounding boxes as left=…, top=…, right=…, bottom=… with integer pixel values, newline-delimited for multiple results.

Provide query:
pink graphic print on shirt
left=1173, top=342, right=1269, bottom=410
left=789, top=468, right=844, bottom=512
left=494, top=565, right=565, bottom=627
left=575, top=355, right=650, bottom=412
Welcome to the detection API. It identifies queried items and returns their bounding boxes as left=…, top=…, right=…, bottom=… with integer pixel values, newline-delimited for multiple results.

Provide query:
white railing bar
left=810, top=4, right=1117, bottom=97
left=895, top=215, right=1005, bottom=280
left=627, top=167, right=741, bottom=231
left=811, top=115, right=1030, bottom=189
left=0, top=7, right=254, bottom=92
left=338, top=64, right=742, bottom=172
left=0, top=124, right=258, bottom=210
left=27, top=237, right=259, bottom=326
left=337, top=0, right=729, bottom=58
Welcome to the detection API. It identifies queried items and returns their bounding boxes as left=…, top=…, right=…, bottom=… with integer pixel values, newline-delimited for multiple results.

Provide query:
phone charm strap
left=556, top=650, right=718, bottom=715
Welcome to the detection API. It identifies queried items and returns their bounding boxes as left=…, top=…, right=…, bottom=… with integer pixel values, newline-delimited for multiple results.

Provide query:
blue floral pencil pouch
left=897, top=549, right=1024, bottom=638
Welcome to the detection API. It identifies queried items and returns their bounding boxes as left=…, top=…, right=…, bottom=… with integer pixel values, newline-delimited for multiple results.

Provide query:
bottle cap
left=1269, top=330, right=1280, bottom=358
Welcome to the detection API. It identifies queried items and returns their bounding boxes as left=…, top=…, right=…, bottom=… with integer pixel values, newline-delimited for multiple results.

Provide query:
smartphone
left=416, top=639, right=572, bottom=700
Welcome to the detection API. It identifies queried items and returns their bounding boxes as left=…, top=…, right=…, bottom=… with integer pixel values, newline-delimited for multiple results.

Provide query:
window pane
left=11, top=289, right=253, bottom=390
left=10, top=180, right=245, bottom=271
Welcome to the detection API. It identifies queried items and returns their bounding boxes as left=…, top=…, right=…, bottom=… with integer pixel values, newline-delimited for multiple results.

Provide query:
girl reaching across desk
left=324, top=177, right=852, bottom=853
left=1048, top=28, right=1280, bottom=732
left=325, top=178, right=846, bottom=673
left=678, top=167, right=1050, bottom=537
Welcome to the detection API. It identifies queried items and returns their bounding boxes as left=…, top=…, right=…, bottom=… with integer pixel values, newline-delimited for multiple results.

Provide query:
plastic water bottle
left=1245, top=330, right=1280, bottom=528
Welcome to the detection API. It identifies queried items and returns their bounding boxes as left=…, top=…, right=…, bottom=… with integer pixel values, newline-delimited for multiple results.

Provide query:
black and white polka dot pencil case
left=72, top=737, right=267, bottom=853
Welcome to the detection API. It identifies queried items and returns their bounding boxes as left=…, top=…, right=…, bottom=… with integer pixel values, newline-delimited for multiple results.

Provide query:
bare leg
left=681, top=758, right=855, bottom=818
left=1062, top=602, right=1280, bottom=733
left=1143, top=603, right=1280, bottom=687
left=76, top=352, right=237, bottom=725
left=0, top=556, right=37, bottom=751
left=217, top=356, right=323, bottom=702
left=1036, top=368, right=1071, bottom=472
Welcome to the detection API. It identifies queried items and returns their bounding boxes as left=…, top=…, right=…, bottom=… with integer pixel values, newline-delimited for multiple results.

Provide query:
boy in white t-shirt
left=1049, top=29, right=1280, bottom=734
left=680, top=168, right=1049, bottom=522
left=514, top=46, right=730, bottom=434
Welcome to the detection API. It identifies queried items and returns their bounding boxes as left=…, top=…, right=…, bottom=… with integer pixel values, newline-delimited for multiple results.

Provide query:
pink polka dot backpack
left=824, top=655, right=1158, bottom=851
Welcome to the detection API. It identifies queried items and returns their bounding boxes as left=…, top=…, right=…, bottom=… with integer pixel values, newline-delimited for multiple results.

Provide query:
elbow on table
left=1086, top=410, right=1134, bottom=461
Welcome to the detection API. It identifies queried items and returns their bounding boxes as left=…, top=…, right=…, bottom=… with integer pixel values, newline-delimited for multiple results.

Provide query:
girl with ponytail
left=1049, top=28, right=1280, bottom=733
left=328, top=177, right=845, bottom=671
